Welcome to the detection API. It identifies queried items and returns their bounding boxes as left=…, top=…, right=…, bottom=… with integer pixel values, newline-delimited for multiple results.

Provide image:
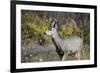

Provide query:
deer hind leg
left=62, top=52, right=68, bottom=61
left=75, top=50, right=81, bottom=60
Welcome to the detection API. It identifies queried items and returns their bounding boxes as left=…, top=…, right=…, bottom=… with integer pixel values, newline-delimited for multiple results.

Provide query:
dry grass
left=21, top=44, right=90, bottom=63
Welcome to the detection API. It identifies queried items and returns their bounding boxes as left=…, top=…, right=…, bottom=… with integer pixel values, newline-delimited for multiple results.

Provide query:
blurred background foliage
left=21, top=10, right=90, bottom=47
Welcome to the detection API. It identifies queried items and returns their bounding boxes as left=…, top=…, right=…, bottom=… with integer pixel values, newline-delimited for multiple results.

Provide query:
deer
left=44, top=18, right=83, bottom=61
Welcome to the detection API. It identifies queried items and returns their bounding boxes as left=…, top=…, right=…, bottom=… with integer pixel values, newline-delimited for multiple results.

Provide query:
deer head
left=44, top=18, right=58, bottom=37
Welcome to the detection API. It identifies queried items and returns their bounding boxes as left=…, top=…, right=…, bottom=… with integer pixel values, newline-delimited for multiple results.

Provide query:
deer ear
left=54, top=22, right=57, bottom=29
left=48, top=17, right=52, bottom=22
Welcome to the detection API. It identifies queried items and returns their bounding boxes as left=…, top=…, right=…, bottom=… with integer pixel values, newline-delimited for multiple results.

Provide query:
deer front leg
left=62, top=52, right=68, bottom=61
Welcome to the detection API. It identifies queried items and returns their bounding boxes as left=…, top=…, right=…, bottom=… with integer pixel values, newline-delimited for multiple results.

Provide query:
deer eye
left=50, top=29, right=53, bottom=31
left=48, top=27, right=51, bottom=30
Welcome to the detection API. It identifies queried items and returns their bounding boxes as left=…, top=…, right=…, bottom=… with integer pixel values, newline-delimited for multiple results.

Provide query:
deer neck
left=51, top=33, right=64, bottom=60
left=52, top=33, right=62, bottom=44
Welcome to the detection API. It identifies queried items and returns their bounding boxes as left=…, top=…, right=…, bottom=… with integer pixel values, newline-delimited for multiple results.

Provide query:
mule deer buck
left=44, top=18, right=83, bottom=61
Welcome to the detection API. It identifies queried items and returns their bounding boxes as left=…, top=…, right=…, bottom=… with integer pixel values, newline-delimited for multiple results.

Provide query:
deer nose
left=44, top=32, right=46, bottom=35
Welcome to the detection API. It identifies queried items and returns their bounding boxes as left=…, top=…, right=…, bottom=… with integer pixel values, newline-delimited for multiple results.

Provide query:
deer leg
left=62, top=52, right=68, bottom=61
left=58, top=51, right=64, bottom=61
left=75, top=50, right=81, bottom=60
